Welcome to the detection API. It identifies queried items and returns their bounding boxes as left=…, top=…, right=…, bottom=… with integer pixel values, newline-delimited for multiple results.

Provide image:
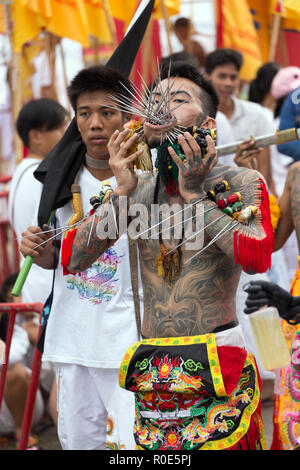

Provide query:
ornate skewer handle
left=216, top=128, right=300, bottom=156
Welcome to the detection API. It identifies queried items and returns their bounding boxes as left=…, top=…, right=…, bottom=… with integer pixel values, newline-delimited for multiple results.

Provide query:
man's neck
left=85, top=165, right=114, bottom=181
left=84, top=151, right=114, bottom=181
left=26, top=151, right=44, bottom=161
left=218, top=96, right=235, bottom=120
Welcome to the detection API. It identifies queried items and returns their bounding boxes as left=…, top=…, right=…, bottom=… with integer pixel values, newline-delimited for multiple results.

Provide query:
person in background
left=0, top=273, right=55, bottom=449
left=205, top=52, right=280, bottom=401
left=204, top=48, right=276, bottom=195
left=19, top=66, right=144, bottom=451
left=275, top=67, right=300, bottom=162
left=173, top=17, right=206, bottom=69
left=8, top=98, right=69, bottom=305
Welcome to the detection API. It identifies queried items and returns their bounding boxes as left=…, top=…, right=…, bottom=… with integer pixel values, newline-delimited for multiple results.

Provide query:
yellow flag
left=153, top=0, right=180, bottom=19
left=45, top=0, right=89, bottom=46
left=248, top=0, right=270, bottom=62
left=109, top=0, right=180, bottom=25
left=221, top=0, right=263, bottom=81
left=273, top=0, right=300, bottom=31
left=0, top=5, right=6, bottom=35
left=12, top=0, right=47, bottom=52
left=85, top=0, right=113, bottom=43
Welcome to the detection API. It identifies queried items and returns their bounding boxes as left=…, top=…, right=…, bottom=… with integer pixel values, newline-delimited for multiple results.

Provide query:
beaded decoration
left=124, top=120, right=153, bottom=172
left=89, top=180, right=114, bottom=214
left=154, top=179, right=231, bottom=284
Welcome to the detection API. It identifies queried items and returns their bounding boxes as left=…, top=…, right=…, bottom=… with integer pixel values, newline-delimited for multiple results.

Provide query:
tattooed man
left=68, top=61, right=274, bottom=450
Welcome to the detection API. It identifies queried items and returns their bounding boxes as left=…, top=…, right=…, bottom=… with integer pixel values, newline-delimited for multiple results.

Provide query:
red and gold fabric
left=271, top=267, right=300, bottom=450
left=119, top=334, right=267, bottom=450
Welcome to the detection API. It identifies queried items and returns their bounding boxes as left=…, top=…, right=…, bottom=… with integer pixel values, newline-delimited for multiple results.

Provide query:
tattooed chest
left=140, top=246, right=240, bottom=338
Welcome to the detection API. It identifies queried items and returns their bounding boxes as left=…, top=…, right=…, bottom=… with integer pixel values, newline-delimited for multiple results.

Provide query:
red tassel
left=61, top=228, right=77, bottom=275
left=165, top=179, right=180, bottom=197
left=234, top=178, right=274, bottom=273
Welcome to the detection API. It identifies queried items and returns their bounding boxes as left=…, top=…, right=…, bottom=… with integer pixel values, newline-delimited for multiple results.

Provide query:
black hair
left=249, top=62, right=284, bottom=117
left=160, top=51, right=198, bottom=69
left=249, top=62, right=280, bottom=104
left=158, top=60, right=219, bottom=119
left=0, top=273, right=18, bottom=342
left=67, top=65, right=134, bottom=112
left=204, top=48, right=243, bottom=74
left=0, top=273, right=18, bottom=302
left=16, top=98, right=68, bottom=148
left=173, top=17, right=191, bottom=29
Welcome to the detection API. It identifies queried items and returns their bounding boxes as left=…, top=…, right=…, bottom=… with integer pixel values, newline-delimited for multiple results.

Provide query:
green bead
left=231, top=201, right=243, bottom=213
left=222, top=207, right=233, bottom=215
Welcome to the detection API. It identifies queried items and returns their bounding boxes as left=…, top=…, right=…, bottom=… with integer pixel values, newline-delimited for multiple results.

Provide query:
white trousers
left=55, top=364, right=135, bottom=450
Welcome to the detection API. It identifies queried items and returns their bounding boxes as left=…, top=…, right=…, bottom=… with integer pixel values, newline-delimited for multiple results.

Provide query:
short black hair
left=0, top=273, right=18, bottom=302
left=204, top=48, right=243, bottom=74
left=249, top=62, right=280, bottom=104
left=16, top=98, right=68, bottom=148
left=158, top=60, right=219, bottom=119
left=67, top=65, right=134, bottom=112
left=173, top=17, right=191, bottom=29
left=160, top=51, right=198, bottom=69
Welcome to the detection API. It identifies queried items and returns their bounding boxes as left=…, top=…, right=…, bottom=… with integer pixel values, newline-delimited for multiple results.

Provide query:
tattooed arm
left=68, top=193, right=125, bottom=273
left=169, top=133, right=273, bottom=270
left=67, top=128, right=143, bottom=273
left=201, top=167, right=272, bottom=266
left=274, top=161, right=300, bottom=251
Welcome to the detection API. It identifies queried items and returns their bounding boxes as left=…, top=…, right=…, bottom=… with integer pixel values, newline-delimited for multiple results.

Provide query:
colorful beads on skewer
left=89, top=181, right=113, bottom=214
left=233, top=205, right=258, bottom=224
left=206, top=180, right=230, bottom=201
left=217, top=192, right=243, bottom=216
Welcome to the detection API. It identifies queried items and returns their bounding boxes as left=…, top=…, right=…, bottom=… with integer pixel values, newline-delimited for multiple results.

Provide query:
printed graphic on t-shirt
left=66, top=248, right=124, bottom=304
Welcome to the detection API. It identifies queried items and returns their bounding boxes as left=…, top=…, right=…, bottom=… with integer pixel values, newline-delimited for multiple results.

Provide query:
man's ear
left=200, top=116, right=216, bottom=130
left=28, top=128, right=43, bottom=146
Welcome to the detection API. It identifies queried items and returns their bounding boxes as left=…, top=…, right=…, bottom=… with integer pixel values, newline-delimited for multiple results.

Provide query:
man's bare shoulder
left=206, top=164, right=265, bottom=194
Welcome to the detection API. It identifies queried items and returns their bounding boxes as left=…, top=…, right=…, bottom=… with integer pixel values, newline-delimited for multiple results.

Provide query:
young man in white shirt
left=204, top=48, right=276, bottom=195
left=19, top=66, right=143, bottom=450
left=8, top=98, right=68, bottom=304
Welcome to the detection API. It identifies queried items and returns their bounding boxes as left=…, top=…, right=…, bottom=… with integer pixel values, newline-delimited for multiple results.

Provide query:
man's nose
left=224, top=77, right=235, bottom=87
left=90, top=114, right=103, bottom=129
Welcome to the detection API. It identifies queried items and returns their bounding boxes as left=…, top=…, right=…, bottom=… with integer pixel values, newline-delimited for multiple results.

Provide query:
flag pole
left=5, top=4, right=23, bottom=164
left=102, top=0, right=118, bottom=48
left=269, top=1, right=282, bottom=61
left=216, top=0, right=224, bottom=48
left=160, top=0, right=173, bottom=54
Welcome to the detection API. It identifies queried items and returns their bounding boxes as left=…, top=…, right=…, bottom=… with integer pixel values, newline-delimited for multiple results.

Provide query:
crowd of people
left=0, top=12, right=299, bottom=451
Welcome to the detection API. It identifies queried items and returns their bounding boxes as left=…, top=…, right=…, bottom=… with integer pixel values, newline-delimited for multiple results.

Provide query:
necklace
left=85, top=153, right=110, bottom=170
left=153, top=174, right=184, bottom=285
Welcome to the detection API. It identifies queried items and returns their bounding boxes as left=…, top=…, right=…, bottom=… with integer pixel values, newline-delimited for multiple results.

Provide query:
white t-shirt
left=216, top=111, right=236, bottom=167
left=42, top=166, right=144, bottom=368
left=8, top=158, right=53, bottom=304
left=229, top=96, right=274, bottom=140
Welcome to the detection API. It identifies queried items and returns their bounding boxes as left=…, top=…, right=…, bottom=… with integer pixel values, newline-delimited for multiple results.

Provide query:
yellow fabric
left=12, top=0, right=46, bottom=52
left=248, top=1, right=272, bottom=63
left=0, top=5, right=7, bottom=35
left=271, top=268, right=300, bottom=450
left=269, top=194, right=281, bottom=232
left=290, top=261, right=300, bottom=296
left=12, top=0, right=115, bottom=50
left=85, top=0, right=113, bottom=43
left=109, top=0, right=180, bottom=25
left=221, top=0, right=263, bottom=81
